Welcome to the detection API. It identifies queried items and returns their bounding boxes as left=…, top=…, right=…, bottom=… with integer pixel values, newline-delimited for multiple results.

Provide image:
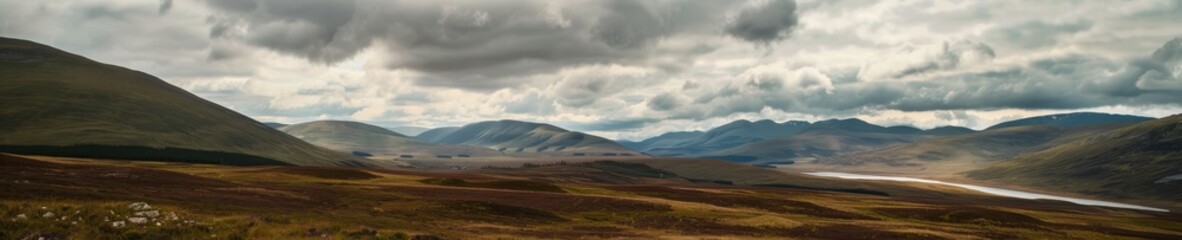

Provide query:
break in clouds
left=1, top=0, right=1181, bottom=139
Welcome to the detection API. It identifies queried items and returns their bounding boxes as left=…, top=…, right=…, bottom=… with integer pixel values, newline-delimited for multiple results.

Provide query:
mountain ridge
left=0, top=37, right=378, bottom=167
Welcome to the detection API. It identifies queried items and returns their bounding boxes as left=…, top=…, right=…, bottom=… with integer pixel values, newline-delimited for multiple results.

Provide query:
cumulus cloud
left=198, top=0, right=741, bottom=89
left=984, top=20, right=1093, bottom=49
left=5, top=0, right=1182, bottom=138
left=550, top=65, right=658, bottom=107
left=858, top=40, right=996, bottom=81
left=1091, top=37, right=1182, bottom=96
left=725, top=0, right=799, bottom=44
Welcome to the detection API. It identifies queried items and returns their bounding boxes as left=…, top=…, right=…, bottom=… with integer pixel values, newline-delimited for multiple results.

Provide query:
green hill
left=969, top=114, right=1182, bottom=201
left=704, top=129, right=921, bottom=164
left=986, top=112, right=1152, bottom=130
left=0, top=37, right=380, bottom=167
left=424, top=120, right=637, bottom=155
left=280, top=121, right=499, bottom=157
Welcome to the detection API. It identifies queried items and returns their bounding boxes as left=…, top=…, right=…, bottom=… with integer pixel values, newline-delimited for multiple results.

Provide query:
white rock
left=112, top=221, right=126, bottom=228
left=129, top=217, right=148, bottom=224
left=16, top=214, right=27, bottom=219
left=128, top=202, right=152, bottom=210
left=135, top=210, right=160, bottom=218
left=42, top=212, right=54, bottom=218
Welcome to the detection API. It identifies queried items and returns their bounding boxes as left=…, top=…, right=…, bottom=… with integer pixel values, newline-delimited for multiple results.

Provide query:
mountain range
left=625, top=118, right=978, bottom=162
left=279, top=121, right=499, bottom=158
left=416, top=120, right=638, bottom=156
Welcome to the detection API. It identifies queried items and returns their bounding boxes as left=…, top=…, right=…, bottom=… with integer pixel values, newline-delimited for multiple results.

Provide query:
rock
left=128, top=202, right=152, bottom=211
left=16, top=214, right=27, bottom=219
left=41, top=212, right=54, bottom=218
left=112, top=221, right=126, bottom=228
left=135, top=210, right=160, bottom=218
left=165, top=212, right=179, bottom=221
left=128, top=217, right=148, bottom=224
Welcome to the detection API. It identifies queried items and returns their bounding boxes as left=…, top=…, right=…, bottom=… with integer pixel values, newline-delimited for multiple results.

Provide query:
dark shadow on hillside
left=0, top=144, right=291, bottom=166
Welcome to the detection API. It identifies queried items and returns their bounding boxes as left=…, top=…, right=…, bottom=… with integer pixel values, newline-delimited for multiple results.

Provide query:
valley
left=3, top=6, right=1182, bottom=239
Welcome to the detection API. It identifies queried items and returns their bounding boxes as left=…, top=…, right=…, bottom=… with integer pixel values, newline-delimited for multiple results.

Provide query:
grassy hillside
left=824, top=126, right=1064, bottom=166
left=619, top=131, right=703, bottom=152
left=0, top=37, right=377, bottom=167
left=415, top=127, right=460, bottom=142
left=426, top=120, right=636, bottom=154
left=704, top=129, right=922, bottom=163
left=970, top=114, right=1182, bottom=201
left=817, top=124, right=1130, bottom=175
left=390, top=126, right=430, bottom=136
left=986, top=112, right=1152, bottom=130
left=639, top=118, right=974, bottom=157
left=280, top=121, right=499, bottom=157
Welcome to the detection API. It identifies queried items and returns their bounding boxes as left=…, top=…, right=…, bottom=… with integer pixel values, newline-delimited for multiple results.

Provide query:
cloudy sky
left=3, top=0, right=1182, bottom=140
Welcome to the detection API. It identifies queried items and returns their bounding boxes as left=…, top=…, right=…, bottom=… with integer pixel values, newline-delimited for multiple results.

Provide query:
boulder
left=135, top=210, right=161, bottom=218
left=15, top=214, right=27, bottom=219
left=112, top=221, right=126, bottom=228
left=41, top=212, right=54, bottom=218
left=128, top=202, right=152, bottom=211
left=129, top=217, right=148, bottom=224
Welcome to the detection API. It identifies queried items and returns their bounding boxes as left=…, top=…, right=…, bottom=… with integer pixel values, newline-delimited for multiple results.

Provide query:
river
left=805, top=172, right=1169, bottom=212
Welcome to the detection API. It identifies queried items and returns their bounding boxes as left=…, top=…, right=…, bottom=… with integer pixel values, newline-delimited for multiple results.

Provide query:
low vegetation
left=4, top=154, right=1181, bottom=239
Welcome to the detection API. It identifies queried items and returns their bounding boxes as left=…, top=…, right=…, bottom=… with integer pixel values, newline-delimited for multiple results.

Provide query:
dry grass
left=3, top=153, right=1182, bottom=239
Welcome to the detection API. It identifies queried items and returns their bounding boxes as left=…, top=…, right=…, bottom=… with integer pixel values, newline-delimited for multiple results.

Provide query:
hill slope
left=705, top=129, right=922, bottom=164
left=422, top=120, right=636, bottom=154
left=416, top=127, right=460, bottom=142
left=0, top=37, right=376, bottom=167
left=986, top=112, right=1152, bottom=130
left=638, top=118, right=974, bottom=157
left=619, top=131, right=703, bottom=151
left=969, top=114, right=1182, bottom=201
left=281, top=121, right=499, bottom=157
left=390, top=126, right=430, bottom=136
left=822, top=126, right=1066, bottom=167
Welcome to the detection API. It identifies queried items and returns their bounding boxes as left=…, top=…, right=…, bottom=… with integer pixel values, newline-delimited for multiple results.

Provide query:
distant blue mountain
left=635, top=118, right=976, bottom=157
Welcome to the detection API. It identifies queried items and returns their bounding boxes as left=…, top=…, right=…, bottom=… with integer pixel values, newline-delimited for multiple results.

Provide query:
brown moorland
left=3, top=153, right=1182, bottom=239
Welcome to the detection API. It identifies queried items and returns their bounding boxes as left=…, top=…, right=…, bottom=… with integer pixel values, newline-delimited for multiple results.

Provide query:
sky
left=2, top=0, right=1182, bottom=140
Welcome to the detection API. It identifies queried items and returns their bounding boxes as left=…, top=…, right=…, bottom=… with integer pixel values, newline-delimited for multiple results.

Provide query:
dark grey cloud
left=724, top=0, right=799, bottom=44
left=158, top=0, right=173, bottom=14
left=200, top=0, right=736, bottom=90
left=1092, top=37, right=1182, bottom=97
left=647, top=93, right=681, bottom=111
left=206, top=0, right=359, bottom=63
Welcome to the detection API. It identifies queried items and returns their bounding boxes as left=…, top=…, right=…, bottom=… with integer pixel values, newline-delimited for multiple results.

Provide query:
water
left=806, top=172, right=1169, bottom=212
